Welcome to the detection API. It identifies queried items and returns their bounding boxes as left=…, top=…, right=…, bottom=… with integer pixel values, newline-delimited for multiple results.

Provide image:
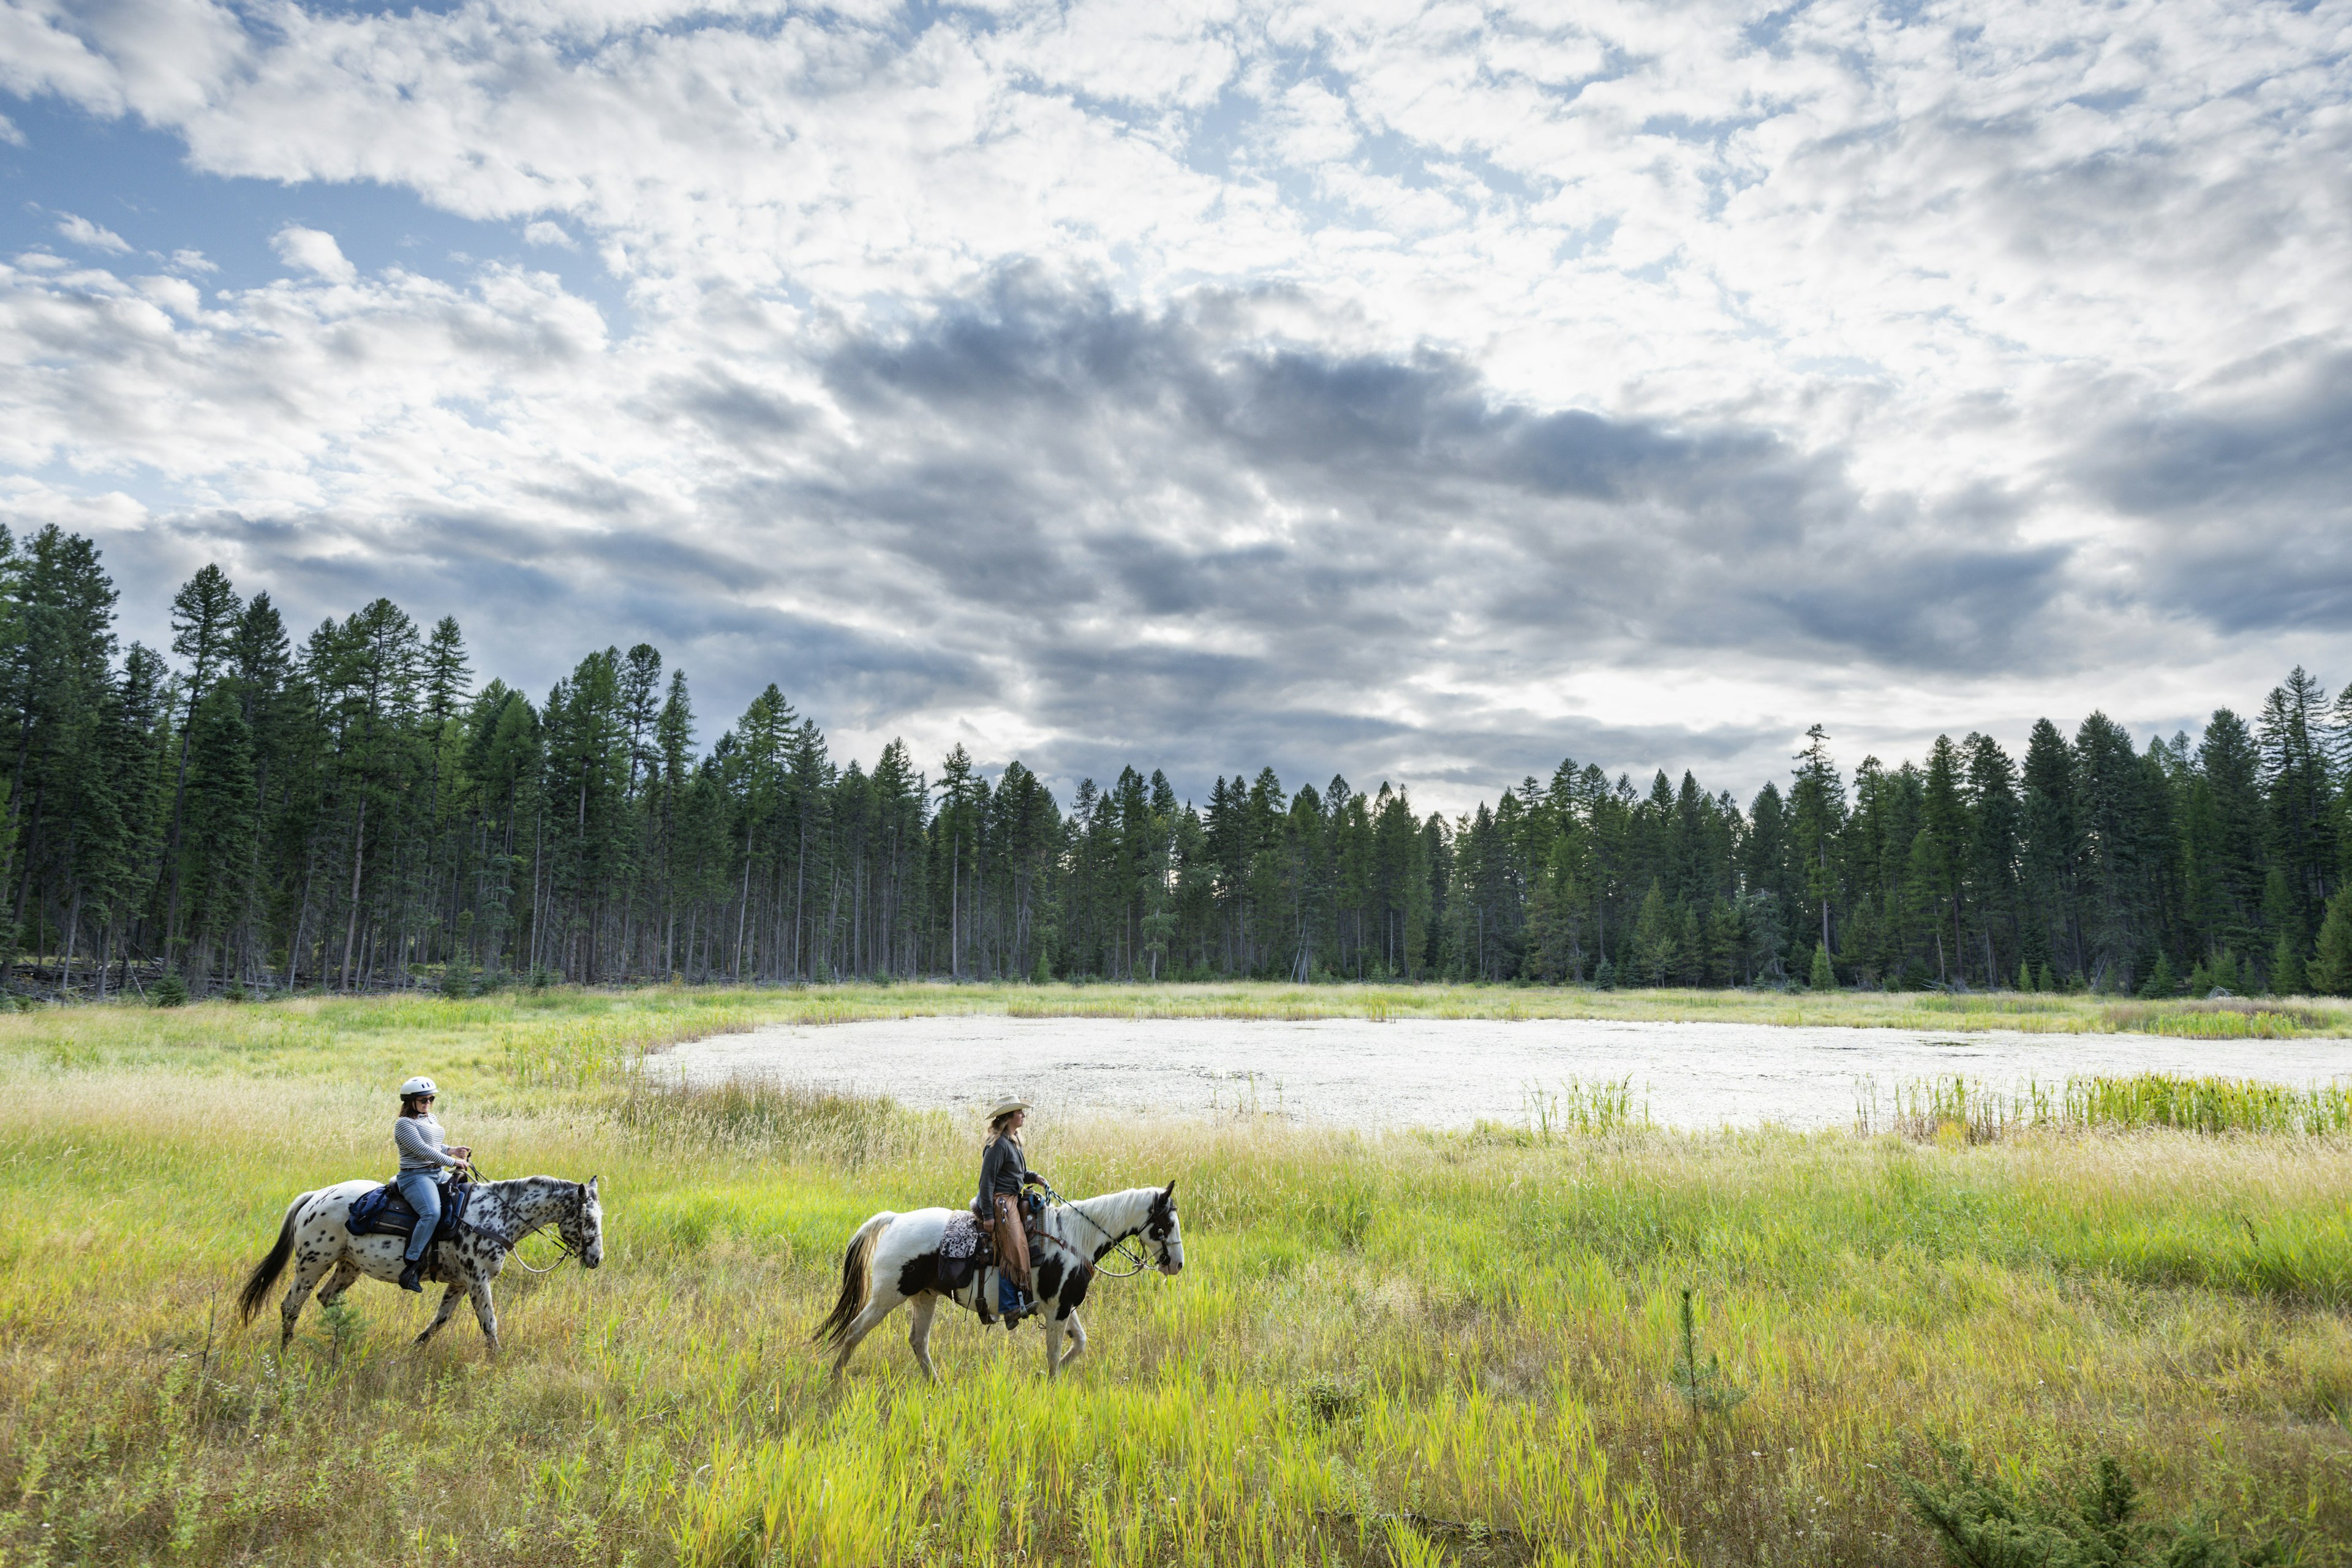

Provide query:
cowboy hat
left=986, top=1093, right=1030, bottom=1120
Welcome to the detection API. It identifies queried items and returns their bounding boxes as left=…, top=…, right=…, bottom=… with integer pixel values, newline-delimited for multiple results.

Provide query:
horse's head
left=560, top=1177, right=605, bottom=1268
left=1145, top=1179, right=1183, bottom=1276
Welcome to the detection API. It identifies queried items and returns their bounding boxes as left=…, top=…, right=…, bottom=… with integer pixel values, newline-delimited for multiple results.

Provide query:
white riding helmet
left=399, top=1076, right=439, bottom=1099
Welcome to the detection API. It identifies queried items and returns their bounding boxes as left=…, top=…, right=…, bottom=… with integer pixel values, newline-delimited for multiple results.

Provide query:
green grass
left=1858, top=1072, right=2352, bottom=1142
left=1, top=995, right=2348, bottom=1566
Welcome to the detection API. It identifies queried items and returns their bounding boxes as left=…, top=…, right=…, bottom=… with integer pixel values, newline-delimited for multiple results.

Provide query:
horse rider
left=394, top=1076, right=471, bottom=1294
left=976, top=1094, right=1047, bottom=1322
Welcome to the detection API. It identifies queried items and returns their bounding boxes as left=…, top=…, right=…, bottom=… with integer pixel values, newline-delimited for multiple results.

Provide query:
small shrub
left=1297, top=1373, right=1364, bottom=1428
left=1668, top=1288, right=1747, bottom=1417
left=151, top=971, right=190, bottom=1008
left=1899, top=1441, right=2283, bottom=1567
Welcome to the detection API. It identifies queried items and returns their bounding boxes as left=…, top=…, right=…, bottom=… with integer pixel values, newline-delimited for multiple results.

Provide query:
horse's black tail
left=814, top=1212, right=892, bottom=1345
left=237, top=1193, right=311, bottom=1325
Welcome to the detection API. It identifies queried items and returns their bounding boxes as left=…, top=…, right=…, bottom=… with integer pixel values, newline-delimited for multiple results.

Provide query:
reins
left=1031, top=1177, right=1154, bottom=1279
left=459, top=1162, right=579, bottom=1275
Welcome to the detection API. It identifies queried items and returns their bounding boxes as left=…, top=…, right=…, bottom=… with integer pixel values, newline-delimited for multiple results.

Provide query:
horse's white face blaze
left=1150, top=1185, right=1185, bottom=1275
left=576, top=1177, right=605, bottom=1268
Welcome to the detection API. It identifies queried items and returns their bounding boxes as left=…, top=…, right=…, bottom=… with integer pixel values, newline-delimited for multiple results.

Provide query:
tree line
left=6, top=526, right=2352, bottom=1000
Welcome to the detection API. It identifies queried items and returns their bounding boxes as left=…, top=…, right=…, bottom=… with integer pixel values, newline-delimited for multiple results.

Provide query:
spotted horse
left=236, top=1175, right=603, bottom=1354
left=816, top=1180, right=1183, bottom=1381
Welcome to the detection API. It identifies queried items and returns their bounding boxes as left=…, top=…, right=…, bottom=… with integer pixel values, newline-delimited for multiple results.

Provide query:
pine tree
left=2310, top=891, right=2352, bottom=997
left=1624, top=881, right=1670, bottom=987
left=161, top=564, right=242, bottom=966
left=2269, top=929, right=2305, bottom=997
left=2073, top=713, right=2155, bottom=990
left=179, top=684, right=257, bottom=991
left=1789, top=726, right=1845, bottom=960
left=2256, top=669, right=2336, bottom=936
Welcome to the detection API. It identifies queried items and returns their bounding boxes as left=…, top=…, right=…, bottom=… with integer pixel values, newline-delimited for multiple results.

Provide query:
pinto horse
left=816, top=1181, right=1183, bottom=1381
left=237, top=1175, right=603, bottom=1354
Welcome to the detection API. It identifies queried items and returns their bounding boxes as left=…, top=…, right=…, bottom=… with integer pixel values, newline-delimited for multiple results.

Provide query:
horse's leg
left=278, top=1249, right=337, bottom=1350
left=1054, top=1309, right=1087, bottom=1377
left=467, top=1278, right=500, bottom=1355
left=829, top=1295, right=902, bottom=1381
left=415, top=1283, right=467, bottom=1346
left=906, top=1293, right=940, bottom=1384
left=315, top=1259, right=361, bottom=1310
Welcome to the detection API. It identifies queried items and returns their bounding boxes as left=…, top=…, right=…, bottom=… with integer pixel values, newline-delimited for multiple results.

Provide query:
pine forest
left=7, top=524, right=2352, bottom=1001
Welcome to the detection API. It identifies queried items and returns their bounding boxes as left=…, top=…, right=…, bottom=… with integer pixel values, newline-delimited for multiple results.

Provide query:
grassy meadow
left=1, top=986, right=2349, bottom=1566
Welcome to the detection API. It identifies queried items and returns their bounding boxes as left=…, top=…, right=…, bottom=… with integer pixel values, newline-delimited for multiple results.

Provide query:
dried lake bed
left=654, top=1014, right=2352, bottom=1131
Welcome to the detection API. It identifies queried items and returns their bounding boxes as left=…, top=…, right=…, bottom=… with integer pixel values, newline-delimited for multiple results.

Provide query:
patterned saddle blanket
left=347, top=1180, right=472, bottom=1240
left=935, top=1212, right=990, bottom=1292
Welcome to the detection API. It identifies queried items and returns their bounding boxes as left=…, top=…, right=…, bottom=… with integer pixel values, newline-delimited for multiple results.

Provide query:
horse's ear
left=588, top=1175, right=600, bottom=1193
left=1163, top=1178, right=1177, bottom=1200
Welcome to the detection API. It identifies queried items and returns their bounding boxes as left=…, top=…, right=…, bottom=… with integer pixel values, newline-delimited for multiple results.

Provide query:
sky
left=4, top=0, right=2350, bottom=813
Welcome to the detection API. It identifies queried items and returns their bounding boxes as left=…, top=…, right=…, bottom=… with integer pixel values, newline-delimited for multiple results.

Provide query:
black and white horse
left=816, top=1182, right=1183, bottom=1381
left=237, top=1175, right=603, bottom=1354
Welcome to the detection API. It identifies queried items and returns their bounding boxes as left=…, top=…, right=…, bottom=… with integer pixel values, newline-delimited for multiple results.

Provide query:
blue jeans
left=396, top=1172, right=445, bottom=1264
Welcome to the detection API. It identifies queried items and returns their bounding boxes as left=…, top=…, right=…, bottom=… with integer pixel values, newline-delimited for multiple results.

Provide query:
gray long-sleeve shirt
left=976, top=1135, right=1034, bottom=1212
left=395, top=1113, right=463, bottom=1174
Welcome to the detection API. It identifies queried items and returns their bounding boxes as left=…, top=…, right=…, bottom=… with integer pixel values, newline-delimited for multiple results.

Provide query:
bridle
left=1033, top=1178, right=1176, bottom=1280
left=463, top=1163, right=589, bottom=1275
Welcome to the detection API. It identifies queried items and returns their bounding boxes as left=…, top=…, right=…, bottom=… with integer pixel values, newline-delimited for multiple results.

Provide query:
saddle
left=955, top=1190, right=1046, bottom=1318
left=347, top=1178, right=473, bottom=1242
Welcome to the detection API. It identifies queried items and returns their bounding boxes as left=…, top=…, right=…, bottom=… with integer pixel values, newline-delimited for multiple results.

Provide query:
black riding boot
left=399, top=1262, right=424, bottom=1292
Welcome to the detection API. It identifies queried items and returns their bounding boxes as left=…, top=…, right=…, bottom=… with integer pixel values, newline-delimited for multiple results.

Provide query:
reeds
left=1858, top=1072, right=2352, bottom=1140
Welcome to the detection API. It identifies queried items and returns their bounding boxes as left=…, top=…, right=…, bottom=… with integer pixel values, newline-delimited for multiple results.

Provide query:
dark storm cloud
left=804, top=268, right=2071, bottom=668
left=506, top=267, right=2062, bottom=801
left=2076, top=347, right=2352, bottom=634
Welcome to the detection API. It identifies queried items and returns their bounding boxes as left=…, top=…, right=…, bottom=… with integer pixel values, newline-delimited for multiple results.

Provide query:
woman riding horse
left=394, top=1075, right=471, bottom=1293
left=976, top=1094, right=1048, bottom=1321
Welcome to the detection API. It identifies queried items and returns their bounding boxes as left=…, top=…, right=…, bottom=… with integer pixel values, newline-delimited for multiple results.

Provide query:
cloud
left=4, top=0, right=2351, bottom=803
left=2076, top=344, right=2352, bottom=636
left=55, top=212, right=132, bottom=253
left=270, top=224, right=355, bottom=282
left=0, top=112, right=24, bottom=147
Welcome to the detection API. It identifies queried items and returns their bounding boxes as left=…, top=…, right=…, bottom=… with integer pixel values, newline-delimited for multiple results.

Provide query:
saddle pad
left=940, top=1212, right=987, bottom=1261
left=347, top=1181, right=471, bottom=1239
left=936, top=1212, right=989, bottom=1293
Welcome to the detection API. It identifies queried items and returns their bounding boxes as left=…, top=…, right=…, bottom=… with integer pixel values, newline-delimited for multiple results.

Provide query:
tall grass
left=1859, top=1072, right=2352, bottom=1140
left=1, top=1002, right=2347, bottom=1565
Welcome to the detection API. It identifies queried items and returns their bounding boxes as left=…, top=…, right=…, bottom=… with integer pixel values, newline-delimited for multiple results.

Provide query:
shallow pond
left=656, top=1016, right=2352, bottom=1131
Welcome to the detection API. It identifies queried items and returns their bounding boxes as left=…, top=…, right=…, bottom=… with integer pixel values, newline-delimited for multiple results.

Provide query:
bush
left=1901, top=1442, right=2282, bottom=1567
left=1809, top=945, right=1837, bottom=992
left=150, top=971, right=189, bottom=1008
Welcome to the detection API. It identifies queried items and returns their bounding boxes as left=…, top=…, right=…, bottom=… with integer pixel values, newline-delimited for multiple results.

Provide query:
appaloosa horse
left=238, top=1175, right=603, bottom=1353
left=816, top=1181, right=1183, bottom=1381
